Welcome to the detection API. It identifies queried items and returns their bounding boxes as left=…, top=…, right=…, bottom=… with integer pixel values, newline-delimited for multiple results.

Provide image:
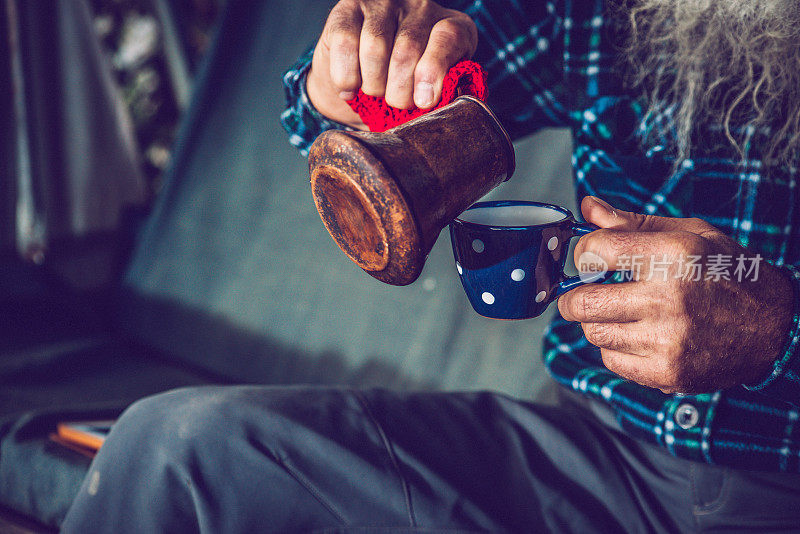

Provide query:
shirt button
left=675, top=403, right=699, bottom=429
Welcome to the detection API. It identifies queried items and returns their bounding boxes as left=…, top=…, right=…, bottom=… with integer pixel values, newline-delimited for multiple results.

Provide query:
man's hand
left=558, top=196, right=795, bottom=394
left=307, top=0, right=478, bottom=129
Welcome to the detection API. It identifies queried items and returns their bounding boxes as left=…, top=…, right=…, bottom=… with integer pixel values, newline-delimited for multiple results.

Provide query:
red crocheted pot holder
left=345, top=60, right=488, bottom=132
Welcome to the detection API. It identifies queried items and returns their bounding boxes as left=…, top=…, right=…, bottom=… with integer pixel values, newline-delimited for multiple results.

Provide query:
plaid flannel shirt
left=281, top=0, right=800, bottom=472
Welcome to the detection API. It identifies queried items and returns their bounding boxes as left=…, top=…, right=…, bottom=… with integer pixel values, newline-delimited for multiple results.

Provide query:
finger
left=599, top=348, right=667, bottom=389
left=581, top=321, right=656, bottom=357
left=413, top=17, right=475, bottom=109
left=324, top=5, right=364, bottom=99
left=574, top=228, right=706, bottom=277
left=557, top=282, right=648, bottom=323
left=308, top=41, right=366, bottom=129
left=359, top=3, right=397, bottom=97
left=385, top=18, right=431, bottom=109
left=581, top=196, right=716, bottom=235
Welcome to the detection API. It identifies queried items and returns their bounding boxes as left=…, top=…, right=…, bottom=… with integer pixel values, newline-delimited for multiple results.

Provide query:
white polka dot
left=482, top=292, right=495, bottom=305
left=456, top=262, right=463, bottom=275
left=583, top=110, right=597, bottom=122
left=586, top=65, right=599, bottom=76
left=472, top=239, right=485, bottom=253
left=537, top=38, right=549, bottom=51
left=535, top=290, right=547, bottom=303
left=547, top=236, right=559, bottom=251
left=665, top=434, right=675, bottom=445
left=511, top=269, right=525, bottom=281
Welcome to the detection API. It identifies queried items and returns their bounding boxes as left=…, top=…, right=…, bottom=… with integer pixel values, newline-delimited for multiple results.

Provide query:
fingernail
left=339, top=90, right=356, bottom=100
left=591, top=196, right=614, bottom=211
left=415, top=82, right=434, bottom=108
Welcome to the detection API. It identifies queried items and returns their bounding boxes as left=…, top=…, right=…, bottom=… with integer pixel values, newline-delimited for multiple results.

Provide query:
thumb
left=580, top=196, right=645, bottom=230
left=580, top=196, right=707, bottom=233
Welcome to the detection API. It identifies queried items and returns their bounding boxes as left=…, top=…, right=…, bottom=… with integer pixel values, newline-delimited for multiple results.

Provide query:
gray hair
left=622, top=0, right=800, bottom=169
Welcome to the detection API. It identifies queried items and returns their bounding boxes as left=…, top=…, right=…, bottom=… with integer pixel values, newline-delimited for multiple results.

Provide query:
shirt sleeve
left=280, top=0, right=575, bottom=153
left=742, top=263, right=800, bottom=407
left=455, top=0, right=572, bottom=139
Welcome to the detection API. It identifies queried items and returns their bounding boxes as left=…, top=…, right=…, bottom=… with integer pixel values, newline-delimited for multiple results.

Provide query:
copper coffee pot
left=308, top=96, right=515, bottom=286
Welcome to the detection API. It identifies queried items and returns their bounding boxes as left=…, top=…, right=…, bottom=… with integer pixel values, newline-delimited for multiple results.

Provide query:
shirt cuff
left=280, top=47, right=354, bottom=156
left=743, top=263, right=800, bottom=394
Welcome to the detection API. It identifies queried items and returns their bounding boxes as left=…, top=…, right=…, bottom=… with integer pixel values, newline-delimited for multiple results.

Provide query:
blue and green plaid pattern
left=281, top=0, right=800, bottom=472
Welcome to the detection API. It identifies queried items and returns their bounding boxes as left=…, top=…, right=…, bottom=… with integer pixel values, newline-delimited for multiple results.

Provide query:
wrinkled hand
left=557, top=196, right=794, bottom=394
left=307, top=0, right=477, bottom=128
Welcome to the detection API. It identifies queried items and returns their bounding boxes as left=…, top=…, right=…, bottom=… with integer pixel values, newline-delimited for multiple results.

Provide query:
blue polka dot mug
left=449, top=200, right=613, bottom=320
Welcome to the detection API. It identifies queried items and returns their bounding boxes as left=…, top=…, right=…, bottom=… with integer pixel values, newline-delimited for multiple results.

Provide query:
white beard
left=625, top=0, right=800, bottom=167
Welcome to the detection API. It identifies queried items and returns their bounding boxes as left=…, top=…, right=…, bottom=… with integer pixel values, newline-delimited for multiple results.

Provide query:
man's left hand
left=558, top=196, right=795, bottom=394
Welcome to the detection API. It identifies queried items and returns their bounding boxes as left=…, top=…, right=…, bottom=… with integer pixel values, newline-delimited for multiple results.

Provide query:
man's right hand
left=307, top=0, right=478, bottom=129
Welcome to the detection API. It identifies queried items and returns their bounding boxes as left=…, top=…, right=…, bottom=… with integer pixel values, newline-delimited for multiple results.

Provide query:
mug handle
left=554, top=222, right=615, bottom=297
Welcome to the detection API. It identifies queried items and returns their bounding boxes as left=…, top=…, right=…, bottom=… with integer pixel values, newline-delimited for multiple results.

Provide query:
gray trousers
left=61, top=386, right=800, bottom=533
